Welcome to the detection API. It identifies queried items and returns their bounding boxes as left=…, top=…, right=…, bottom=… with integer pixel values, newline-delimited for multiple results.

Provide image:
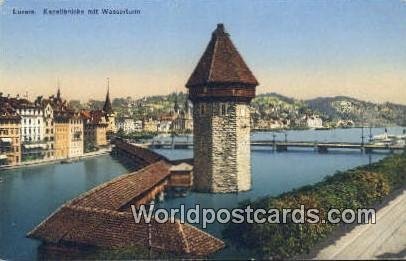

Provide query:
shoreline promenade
left=0, top=147, right=112, bottom=172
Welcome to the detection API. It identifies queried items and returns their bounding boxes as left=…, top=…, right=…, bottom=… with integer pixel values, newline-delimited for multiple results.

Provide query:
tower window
left=200, top=104, right=205, bottom=115
left=220, top=104, right=227, bottom=116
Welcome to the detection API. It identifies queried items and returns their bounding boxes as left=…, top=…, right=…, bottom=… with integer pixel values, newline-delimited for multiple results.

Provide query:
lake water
left=0, top=127, right=404, bottom=259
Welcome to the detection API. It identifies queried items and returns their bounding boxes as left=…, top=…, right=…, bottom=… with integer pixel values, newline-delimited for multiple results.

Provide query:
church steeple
left=56, top=78, right=61, bottom=100
left=103, top=77, right=113, bottom=114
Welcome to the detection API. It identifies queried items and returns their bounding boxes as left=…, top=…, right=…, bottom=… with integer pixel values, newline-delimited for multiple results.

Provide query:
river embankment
left=222, top=152, right=406, bottom=259
left=0, top=148, right=111, bottom=172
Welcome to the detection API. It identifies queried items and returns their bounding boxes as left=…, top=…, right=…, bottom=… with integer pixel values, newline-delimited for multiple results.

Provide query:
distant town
left=0, top=84, right=405, bottom=167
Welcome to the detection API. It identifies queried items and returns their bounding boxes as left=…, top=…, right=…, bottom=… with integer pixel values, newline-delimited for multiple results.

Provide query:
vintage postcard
left=0, top=0, right=405, bottom=260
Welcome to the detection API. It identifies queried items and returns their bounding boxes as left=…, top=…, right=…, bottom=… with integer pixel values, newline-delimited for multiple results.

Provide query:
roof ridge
left=69, top=161, right=167, bottom=207
left=182, top=222, right=225, bottom=245
left=207, top=34, right=219, bottom=83
left=176, top=220, right=191, bottom=253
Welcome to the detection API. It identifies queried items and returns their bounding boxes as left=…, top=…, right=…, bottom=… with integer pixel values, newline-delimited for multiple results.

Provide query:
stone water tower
left=186, top=24, right=258, bottom=193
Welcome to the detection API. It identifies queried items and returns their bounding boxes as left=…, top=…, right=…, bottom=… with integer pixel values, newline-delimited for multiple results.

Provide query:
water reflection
left=0, top=128, right=401, bottom=259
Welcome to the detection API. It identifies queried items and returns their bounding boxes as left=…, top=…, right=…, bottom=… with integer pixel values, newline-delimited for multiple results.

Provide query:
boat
left=372, top=129, right=406, bottom=146
left=315, top=127, right=331, bottom=131
left=60, top=158, right=78, bottom=164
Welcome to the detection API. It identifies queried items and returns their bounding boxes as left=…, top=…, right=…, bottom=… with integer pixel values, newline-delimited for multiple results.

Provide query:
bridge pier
left=317, top=146, right=328, bottom=153
left=174, top=144, right=189, bottom=149
left=276, top=144, right=288, bottom=152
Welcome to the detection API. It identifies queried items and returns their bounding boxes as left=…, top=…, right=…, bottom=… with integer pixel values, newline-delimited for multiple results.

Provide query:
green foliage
left=223, top=153, right=406, bottom=259
left=115, top=130, right=157, bottom=141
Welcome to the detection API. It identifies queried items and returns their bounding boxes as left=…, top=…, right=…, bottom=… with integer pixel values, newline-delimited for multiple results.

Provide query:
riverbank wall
left=0, top=148, right=112, bottom=172
left=223, top=152, right=406, bottom=259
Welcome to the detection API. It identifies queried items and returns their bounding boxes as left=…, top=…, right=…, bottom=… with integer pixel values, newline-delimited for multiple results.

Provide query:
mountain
left=72, top=91, right=406, bottom=127
left=305, top=96, right=406, bottom=126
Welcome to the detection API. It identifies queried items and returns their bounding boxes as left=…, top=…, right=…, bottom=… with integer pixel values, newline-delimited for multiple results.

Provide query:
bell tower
left=186, top=24, right=258, bottom=193
left=103, top=77, right=116, bottom=134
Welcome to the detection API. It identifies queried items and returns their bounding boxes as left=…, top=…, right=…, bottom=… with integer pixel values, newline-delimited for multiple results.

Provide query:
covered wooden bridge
left=28, top=140, right=224, bottom=257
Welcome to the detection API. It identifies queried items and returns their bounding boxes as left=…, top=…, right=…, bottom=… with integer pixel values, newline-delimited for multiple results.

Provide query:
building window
left=220, top=104, right=227, bottom=116
left=200, top=104, right=205, bottom=115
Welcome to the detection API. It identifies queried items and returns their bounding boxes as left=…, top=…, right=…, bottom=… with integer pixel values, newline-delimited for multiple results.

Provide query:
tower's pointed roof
left=103, top=78, right=113, bottom=114
left=186, top=24, right=258, bottom=88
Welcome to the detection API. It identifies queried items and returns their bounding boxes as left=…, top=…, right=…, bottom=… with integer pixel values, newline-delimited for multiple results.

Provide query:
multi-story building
left=0, top=102, right=21, bottom=165
left=68, top=113, right=84, bottom=158
left=134, top=120, right=143, bottom=132
left=81, top=110, right=108, bottom=152
left=54, top=112, right=84, bottom=159
left=117, top=117, right=136, bottom=134
left=54, top=114, right=70, bottom=159
left=306, top=115, right=323, bottom=129
left=158, top=115, right=173, bottom=133
left=34, top=97, right=55, bottom=159
left=5, top=97, right=47, bottom=161
left=173, top=99, right=193, bottom=132
left=143, top=118, right=159, bottom=132
left=186, top=24, right=258, bottom=193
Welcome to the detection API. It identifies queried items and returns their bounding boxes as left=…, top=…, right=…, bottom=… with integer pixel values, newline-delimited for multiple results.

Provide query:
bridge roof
left=28, top=204, right=224, bottom=256
left=28, top=158, right=224, bottom=256
left=71, top=160, right=171, bottom=210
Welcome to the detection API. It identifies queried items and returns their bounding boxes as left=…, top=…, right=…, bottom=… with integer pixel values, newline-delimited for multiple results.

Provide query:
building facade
left=54, top=112, right=84, bottom=159
left=54, top=115, right=69, bottom=159
left=34, top=97, right=56, bottom=160
left=143, top=118, right=159, bottom=132
left=6, top=98, right=47, bottom=161
left=172, top=99, right=193, bottom=132
left=186, top=24, right=258, bottom=193
left=82, top=110, right=108, bottom=152
left=306, top=115, right=323, bottom=129
left=0, top=103, right=21, bottom=165
left=68, top=114, right=84, bottom=158
left=117, top=117, right=136, bottom=134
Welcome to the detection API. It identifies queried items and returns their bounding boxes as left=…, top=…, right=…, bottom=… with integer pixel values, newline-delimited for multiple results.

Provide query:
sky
left=0, top=0, right=405, bottom=104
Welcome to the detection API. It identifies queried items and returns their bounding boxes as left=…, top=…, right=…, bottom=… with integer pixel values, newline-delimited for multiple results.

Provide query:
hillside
left=76, top=92, right=406, bottom=127
left=305, top=96, right=406, bottom=126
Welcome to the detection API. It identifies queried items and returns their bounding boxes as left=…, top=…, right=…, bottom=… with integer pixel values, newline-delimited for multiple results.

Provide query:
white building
left=68, top=115, right=84, bottom=158
left=306, top=115, right=323, bottom=129
left=13, top=99, right=48, bottom=161
left=117, top=117, right=136, bottom=134
left=16, top=104, right=45, bottom=143
left=158, top=120, right=173, bottom=133
left=134, top=120, right=143, bottom=132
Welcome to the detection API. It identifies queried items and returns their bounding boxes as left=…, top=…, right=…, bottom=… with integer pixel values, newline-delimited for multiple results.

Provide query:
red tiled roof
left=27, top=144, right=223, bottom=256
left=186, top=24, right=258, bottom=88
left=28, top=205, right=224, bottom=256
left=71, top=161, right=172, bottom=210
left=81, top=110, right=107, bottom=125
